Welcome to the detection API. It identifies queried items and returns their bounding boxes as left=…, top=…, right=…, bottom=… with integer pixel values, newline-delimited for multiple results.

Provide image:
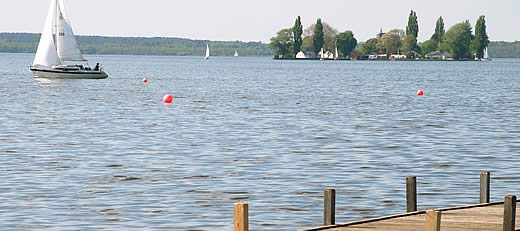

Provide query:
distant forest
left=488, top=41, right=520, bottom=58
left=0, top=32, right=519, bottom=58
left=0, top=33, right=271, bottom=56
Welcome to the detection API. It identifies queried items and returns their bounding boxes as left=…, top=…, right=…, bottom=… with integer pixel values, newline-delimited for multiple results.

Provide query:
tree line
left=0, top=33, right=271, bottom=56
left=0, top=32, right=519, bottom=58
left=270, top=13, right=506, bottom=60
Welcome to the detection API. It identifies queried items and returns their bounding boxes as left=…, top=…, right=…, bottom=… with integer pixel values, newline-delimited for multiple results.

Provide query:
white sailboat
left=204, top=44, right=210, bottom=60
left=234, top=50, right=239, bottom=57
left=334, top=46, right=339, bottom=60
left=483, top=47, right=491, bottom=61
left=31, top=0, right=108, bottom=79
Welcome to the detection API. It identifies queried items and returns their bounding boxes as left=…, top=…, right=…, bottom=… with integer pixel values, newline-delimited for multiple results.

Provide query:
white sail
left=234, top=50, right=239, bottom=57
left=56, top=0, right=85, bottom=61
left=334, top=46, right=339, bottom=60
left=320, top=48, right=325, bottom=59
left=205, top=44, right=210, bottom=59
left=483, top=47, right=489, bottom=59
left=33, top=0, right=60, bottom=68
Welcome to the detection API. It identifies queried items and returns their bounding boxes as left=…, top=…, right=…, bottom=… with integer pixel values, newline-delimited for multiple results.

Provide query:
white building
left=296, top=51, right=306, bottom=59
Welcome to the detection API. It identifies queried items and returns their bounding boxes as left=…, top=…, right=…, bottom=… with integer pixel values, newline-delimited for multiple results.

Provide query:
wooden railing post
left=324, top=188, right=336, bottom=225
left=425, top=210, right=442, bottom=231
left=406, top=176, right=417, bottom=212
left=503, top=195, right=516, bottom=231
left=480, top=171, right=491, bottom=203
left=234, top=202, right=249, bottom=231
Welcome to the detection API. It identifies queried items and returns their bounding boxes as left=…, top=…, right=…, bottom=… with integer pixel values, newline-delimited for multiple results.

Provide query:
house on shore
left=296, top=51, right=306, bottom=59
left=406, top=51, right=422, bottom=59
left=390, top=54, right=407, bottom=60
left=425, top=51, right=452, bottom=60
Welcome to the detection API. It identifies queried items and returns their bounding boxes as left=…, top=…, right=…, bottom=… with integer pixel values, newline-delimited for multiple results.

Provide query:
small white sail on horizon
left=234, top=50, right=239, bottom=57
left=483, top=47, right=489, bottom=60
left=204, top=44, right=210, bottom=59
left=334, top=46, right=339, bottom=60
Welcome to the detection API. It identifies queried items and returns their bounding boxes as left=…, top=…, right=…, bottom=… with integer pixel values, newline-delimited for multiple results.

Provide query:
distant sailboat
left=31, top=0, right=108, bottom=79
left=234, top=50, right=239, bottom=57
left=334, top=46, right=339, bottom=60
left=475, top=47, right=491, bottom=61
left=483, top=47, right=491, bottom=61
left=320, top=48, right=325, bottom=60
left=204, top=44, right=210, bottom=60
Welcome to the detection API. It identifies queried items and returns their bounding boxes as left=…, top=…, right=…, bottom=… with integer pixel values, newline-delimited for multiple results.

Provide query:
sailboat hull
left=31, top=68, right=108, bottom=79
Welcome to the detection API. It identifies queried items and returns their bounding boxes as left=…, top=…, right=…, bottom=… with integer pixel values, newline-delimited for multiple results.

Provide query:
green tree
left=420, top=39, right=437, bottom=55
left=406, top=10, right=419, bottom=38
left=292, top=16, right=303, bottom=57
left=444, top=21, right=473, bottom=59
left=305, top=21, right=338, bottom=53
left=269, top=28, right=294, bottom=58
left=381, top=32, right=402, bottom=54
left=401, top=34, right=417, bottom=54
left=388, top=29, right=406, bottom=40
left=472, top=16, right=489, bottom=59
left=312, top=18, right=325, bottom=55
left=404, top=10, right=419, bottom=54
left=335, top=31, right=357, bottom=58
left=431, top=16, right=445, bottom=49
left=302, top=35, right=313, bottom=53
left=362, top=38, right=380, bottom=54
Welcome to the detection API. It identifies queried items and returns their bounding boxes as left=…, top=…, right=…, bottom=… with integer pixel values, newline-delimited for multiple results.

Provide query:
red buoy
left=416, top=89, right=424, bottom=96
left=163, top=94, right=174, bottom=104
left=143, top=78, right=148, bottom=83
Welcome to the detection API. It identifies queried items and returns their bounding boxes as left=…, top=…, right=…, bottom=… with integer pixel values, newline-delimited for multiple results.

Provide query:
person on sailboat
left=94, top=63, right=100, bottom=71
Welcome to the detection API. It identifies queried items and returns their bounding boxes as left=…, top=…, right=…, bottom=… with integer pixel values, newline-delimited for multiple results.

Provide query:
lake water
left=1, top=53, right=520, bottom=230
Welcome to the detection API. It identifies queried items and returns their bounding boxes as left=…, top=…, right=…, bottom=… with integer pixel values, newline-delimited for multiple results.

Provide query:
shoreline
left=273, top=57, right=490, bottom=62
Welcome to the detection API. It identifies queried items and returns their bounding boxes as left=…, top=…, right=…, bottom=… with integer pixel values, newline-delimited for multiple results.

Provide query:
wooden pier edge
left=299, top=201, right=515, bottom=231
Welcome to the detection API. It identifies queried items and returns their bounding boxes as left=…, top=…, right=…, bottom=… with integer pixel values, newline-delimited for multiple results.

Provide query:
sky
left=1, top=0, right=518, bottom=43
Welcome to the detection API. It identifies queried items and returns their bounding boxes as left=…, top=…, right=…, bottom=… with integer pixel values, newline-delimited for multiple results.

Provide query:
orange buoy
left=163, top=94, right=174, bottom=104
left=416, top=89, right=424, bottom=96
left=143, top=78, right=148, bottom=83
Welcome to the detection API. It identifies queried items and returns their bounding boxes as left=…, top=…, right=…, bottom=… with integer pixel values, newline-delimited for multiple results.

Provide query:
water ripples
left=1, top=54, right=520, bottom=230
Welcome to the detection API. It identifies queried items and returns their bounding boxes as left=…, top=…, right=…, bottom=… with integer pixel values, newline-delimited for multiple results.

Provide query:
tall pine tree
left=406, top=10, right=419, bottom=38
left=431, top=16, right=445, bottom=49
left=473, top=16, right=489, bottom=59
left=404, top=10, right=419, bottom=54
left=292, top=16, right=303, bottom=57
left=313, top=18, right=324, bottom=55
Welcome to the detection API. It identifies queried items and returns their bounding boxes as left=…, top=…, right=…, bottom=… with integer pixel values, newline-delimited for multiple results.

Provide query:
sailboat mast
left=54, top=0, right=58, bottom=47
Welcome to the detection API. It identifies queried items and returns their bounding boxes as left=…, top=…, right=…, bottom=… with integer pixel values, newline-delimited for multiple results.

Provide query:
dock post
left=324, top=188, right=336, bottom=225
left=406, top=176, right=417, bottom=212
left=503, top=195, right=516, bottom=231
left=480, top=171, right=491, bottom=203
left=234, top=202, right=249, bottom=231
left=425, top=210, right=442, bottom=231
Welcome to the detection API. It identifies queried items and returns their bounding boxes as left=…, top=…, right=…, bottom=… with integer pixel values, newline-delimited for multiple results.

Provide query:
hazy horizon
left=1, top=0, right=518, bottom=43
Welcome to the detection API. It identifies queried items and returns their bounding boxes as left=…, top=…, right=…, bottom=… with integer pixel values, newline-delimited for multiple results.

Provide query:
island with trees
left=269, top=11, right=498, bottom=61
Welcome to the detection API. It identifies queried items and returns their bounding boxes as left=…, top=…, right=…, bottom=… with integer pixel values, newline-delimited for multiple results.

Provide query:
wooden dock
left=301, top=201, right=520, bottom=231
left=232, top=171, right=520, bottom=231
